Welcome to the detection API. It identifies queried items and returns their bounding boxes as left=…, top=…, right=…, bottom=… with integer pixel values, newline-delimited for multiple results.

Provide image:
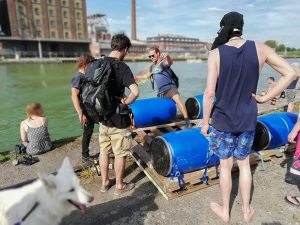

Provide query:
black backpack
left=80, top=58, right=120, bottom=123
left=149, top=65, right=179, bottom=91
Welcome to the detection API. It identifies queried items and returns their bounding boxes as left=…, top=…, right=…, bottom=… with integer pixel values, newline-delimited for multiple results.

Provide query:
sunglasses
left=148, top=54, right=155, bottom=59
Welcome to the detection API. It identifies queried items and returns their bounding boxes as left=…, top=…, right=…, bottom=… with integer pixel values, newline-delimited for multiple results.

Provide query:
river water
left=0, top=59, right=299, bottom=152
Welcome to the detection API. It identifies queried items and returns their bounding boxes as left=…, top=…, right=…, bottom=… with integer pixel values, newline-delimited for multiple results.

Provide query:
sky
left=87, top=0, right=300, bottom=48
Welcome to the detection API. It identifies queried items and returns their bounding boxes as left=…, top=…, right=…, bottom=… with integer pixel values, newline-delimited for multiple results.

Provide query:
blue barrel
left=130, top=98, right=177, bottom=128
left=185, top=95, right=203, bottom=119
left=149, top=128, right=219, bottom=176
left=253, top=112, right=298, bottom=150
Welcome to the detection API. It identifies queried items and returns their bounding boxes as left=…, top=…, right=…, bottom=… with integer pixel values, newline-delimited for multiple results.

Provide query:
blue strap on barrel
left=203, top=136, right=219, bottom=184
left=170, top=164, right=186, bottom=190
left=255, top=150, right=265, bottom=171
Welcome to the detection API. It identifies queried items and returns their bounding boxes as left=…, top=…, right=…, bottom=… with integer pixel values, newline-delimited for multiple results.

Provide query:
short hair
left=149, top=46, right=160, bottom=53
left=267, top=77, right=275, bottom=82
left=76, top=54, right=94, bottom=69
left=111, top=33, right=131, bottom=51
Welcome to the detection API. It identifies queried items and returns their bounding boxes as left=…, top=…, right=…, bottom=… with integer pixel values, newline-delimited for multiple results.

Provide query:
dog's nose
left=88, top=195, right=94, bottom=203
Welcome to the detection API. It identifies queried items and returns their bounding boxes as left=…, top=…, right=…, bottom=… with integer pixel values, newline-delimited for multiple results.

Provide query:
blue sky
left=87, top=0, right=300, bottom=48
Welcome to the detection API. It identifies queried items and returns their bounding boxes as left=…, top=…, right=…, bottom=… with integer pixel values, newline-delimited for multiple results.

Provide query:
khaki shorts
left=99, top=125, right=132, bottom=158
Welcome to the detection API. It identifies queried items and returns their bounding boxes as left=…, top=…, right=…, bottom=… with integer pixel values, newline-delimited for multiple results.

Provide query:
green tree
left=276, top=44, right=286, bottom=52
left=264, top=40, right=277, bottom=49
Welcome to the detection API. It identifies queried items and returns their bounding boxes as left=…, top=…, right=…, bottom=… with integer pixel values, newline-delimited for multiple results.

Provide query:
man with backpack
left=84, top=33, right=139, bottom=195
left=148, top=47, right=190, bottom=128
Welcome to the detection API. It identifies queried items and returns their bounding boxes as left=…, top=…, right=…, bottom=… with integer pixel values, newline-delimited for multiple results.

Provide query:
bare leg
left=100, top=153, right=110, bottom=186
left=172, top=94, right=188, bottom=119
left=287, top=103, right=294, bottom=112
left=237, top=156, right=254, bottom=223
left=114, top=156, right=126, bottom=189
left=210, top=157, right=233, bottom=222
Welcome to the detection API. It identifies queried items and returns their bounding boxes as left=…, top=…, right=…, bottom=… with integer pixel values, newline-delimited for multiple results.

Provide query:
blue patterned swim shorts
left=209, top=127, right=255, bottom=159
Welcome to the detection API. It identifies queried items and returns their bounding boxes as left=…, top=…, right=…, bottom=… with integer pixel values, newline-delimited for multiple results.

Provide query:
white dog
left=0, top=157, right=94, bottom=225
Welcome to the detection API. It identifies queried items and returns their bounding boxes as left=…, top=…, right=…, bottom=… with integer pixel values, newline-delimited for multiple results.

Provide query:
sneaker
left=114, top=183, right=135, bottom=196
left=82, top=156, right=95, bottom=164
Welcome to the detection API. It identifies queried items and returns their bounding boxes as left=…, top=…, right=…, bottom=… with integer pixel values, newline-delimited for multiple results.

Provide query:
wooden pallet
left=131, top=121, right=287, bottom=200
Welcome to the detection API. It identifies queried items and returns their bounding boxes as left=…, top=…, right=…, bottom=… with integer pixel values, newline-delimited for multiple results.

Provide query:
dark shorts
left=159, top=88, right=179, bottom=99
left=209, top=127, right=255, bottom=159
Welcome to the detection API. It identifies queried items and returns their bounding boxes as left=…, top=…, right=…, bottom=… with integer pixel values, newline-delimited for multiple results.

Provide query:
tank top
left=212, top=40, right=259, bottom=133
left=24, top=123, right=52, bottom=155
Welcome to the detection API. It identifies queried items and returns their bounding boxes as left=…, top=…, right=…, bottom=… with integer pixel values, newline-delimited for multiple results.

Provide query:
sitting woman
left=20, top=103, right=52, bottom=155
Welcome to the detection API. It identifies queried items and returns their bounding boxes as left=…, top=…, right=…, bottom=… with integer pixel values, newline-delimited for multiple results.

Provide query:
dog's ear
left=58, top=157, right=73, bottom=174
left=39, top=173, right=56, bottom=190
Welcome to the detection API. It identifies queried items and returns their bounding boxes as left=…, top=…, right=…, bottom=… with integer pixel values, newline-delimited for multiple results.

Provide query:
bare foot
left=210, top=202, right=230, bottom=223
left=243, top=205, right=254, bottom=223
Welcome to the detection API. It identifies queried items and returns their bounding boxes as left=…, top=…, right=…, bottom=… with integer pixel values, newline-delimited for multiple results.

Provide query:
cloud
left=107, top=17, right=130, bottom=25
left=87, top=0, right=300, bottom=47
left=207, top=7, right=227, bottom=12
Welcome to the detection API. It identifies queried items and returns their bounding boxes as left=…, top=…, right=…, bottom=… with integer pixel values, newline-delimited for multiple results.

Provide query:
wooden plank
left=135, top=130, right=152, bottom=145
left=134, top=119, right=202, bottom=132
left=150, top=128, right=164, bottom=136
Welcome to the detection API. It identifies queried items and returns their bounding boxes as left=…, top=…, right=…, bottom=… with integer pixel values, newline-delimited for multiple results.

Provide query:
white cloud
left=207, top=7, right=227, bottom=12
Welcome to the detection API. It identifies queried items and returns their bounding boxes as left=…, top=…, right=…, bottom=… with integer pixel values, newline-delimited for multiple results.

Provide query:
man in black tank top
left=202, top=12, right=297, bottom=223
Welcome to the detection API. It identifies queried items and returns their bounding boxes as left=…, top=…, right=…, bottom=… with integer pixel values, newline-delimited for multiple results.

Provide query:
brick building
left=146, top=34, right=208, bottom=57
left=0, top=0, right=89, bottom=58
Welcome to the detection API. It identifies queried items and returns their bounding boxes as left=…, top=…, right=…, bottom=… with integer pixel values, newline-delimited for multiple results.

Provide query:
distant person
left=286, top=63, right=299, bottom=112
left=261, top=77, right=282, bottom=105
left=267, top=76, right=278, bottom=105
left=99, top=33, right=139, bottom=195
left=148, top=47, right=191, bottom=128
left=202, top=12, right=296, bottom=223
left=20, top=103, right=52, bottom=155
left=71, top=54, right=96, bottom=163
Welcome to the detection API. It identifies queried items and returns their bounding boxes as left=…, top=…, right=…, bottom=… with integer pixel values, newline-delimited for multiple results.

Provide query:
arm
left=201, top=50, right=219, bottom=136
left=255, top=45, right=297, bottom=103
left=121, top=83, right=139, bottom=105
left=71, top=88, right=87, bottom=124
left=288, top=120, right=300, bottom=143
left=20, top=122, right=28, bottom=142
left=161, top=52, right=173, bottom=66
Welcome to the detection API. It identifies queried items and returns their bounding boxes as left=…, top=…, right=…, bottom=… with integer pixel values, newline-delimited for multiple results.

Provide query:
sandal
left=114, top=183, right=135, bottom=196
left=270, top=98, right=276, bottom=105
left=285, top=195, right=300, bottom=206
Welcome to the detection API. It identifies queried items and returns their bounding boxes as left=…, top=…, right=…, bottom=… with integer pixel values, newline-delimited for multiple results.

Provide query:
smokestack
left=131, top=0, right=137, bottom=40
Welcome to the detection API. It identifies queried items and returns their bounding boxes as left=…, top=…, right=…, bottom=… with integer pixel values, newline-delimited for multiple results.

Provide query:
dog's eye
left=68, top=188, right=75, bottom=192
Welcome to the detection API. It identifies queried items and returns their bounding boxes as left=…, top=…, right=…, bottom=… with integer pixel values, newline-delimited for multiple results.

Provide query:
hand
left=252, top=93, right=267, bottom=104
left=121, top=97, right=127, bottom=105
left=160, top=52, right=168, bottom=59
left=288, top=131, right=298, bottom=144
left=201, top=123, right=210, bottom=137
left=78, top=113, right=88, bottom=125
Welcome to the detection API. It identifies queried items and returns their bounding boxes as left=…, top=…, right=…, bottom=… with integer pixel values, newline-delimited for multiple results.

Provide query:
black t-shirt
left=102, top=57, right=136, bottom=129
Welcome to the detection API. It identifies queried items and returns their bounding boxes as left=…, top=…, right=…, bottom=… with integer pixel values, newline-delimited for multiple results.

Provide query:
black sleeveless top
left=212, top=40, right=259, bottom=133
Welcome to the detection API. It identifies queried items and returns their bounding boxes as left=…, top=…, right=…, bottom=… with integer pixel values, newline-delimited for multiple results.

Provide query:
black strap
left=18, top=202, right=39, bottom=224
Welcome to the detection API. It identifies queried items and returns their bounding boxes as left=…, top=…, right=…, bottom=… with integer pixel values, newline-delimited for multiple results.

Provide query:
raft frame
left=131, top=118, right=287, bottom=200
